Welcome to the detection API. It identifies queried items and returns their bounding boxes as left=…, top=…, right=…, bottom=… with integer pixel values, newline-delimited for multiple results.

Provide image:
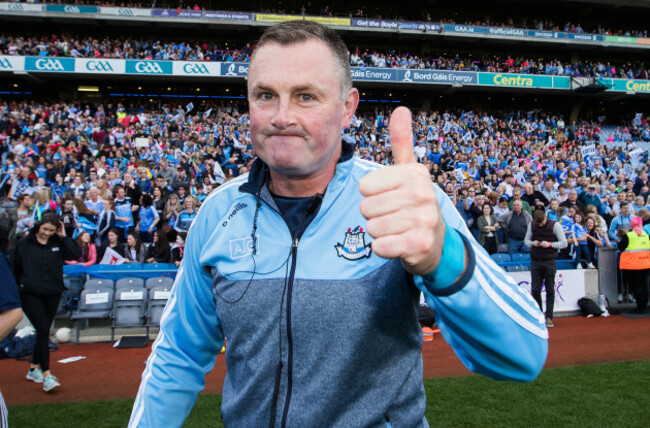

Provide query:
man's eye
left=259, top=93, right=273, bottom=101
left=299, top=94, right=313, bottom=102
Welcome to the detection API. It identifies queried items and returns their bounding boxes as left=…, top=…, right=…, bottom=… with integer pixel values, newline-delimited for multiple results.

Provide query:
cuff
left=421, top=224, right=475, bottom=297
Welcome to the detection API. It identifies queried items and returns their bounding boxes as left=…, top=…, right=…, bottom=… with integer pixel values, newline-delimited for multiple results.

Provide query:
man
left=540, top=177, right=558, bottom=202
left=170, top=166, right=190, bottom=191
left=113, top=185, right=135, bottom=239
left=609, top=202, right=633, bottom=243
left=84, top=187, right=104, bottom=216
left=560, top=189, right=584, bottom=213
left=521, top=183, right=549, bottom=209
left=129, top=21, right=547, bottom=427
left=500, top=200, right=532, bottom=254
left=524, top=209, right=568, bottom=327
left=508, top=185, right=532, bottom=215
left=578, top=185, right=602, bottom=215
left=157, top=159, right=177, bottom=183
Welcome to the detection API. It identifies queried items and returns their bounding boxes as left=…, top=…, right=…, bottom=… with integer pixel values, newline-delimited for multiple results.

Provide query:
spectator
left=585, top=216, right=606, bottom=268
left=124, top=232, right=146, bottom=263
left=65, top=231, right=97, bottom=266
left=113, top=185, right=135, bottom=240
left=12, top=213, right=81, bottom=392
left=97, top=227, right=126, bottom=263
left=174, top=195, right=197, bottom=233
left=59, top=198, right=76, bottom=238
left=73, top=199, right=97, bottom=240
left=96, top=198, right=116, bottom=246
left=579, top=185, right=602, bottom=215
left=171, top=232, right=187, bottom=267
left=570, top=211, right=595, bottom=268
left=500, top=199, right=532, bottom=254
left=146, top=229, right=171, bottom=263
left=508, top=186, right=532, bottom=215
left=477, top=203, right=500, bottom=254
left=609, top=202, right=633, bottom=243
left=136, top=194, right=159, bottom=243
left=521, top=183, right=549, bottom=209
left=84, top=187, right=104, bottom=216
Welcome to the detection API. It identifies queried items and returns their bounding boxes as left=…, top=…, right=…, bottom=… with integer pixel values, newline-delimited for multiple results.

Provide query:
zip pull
left=292, top=237, right=299, bottom=250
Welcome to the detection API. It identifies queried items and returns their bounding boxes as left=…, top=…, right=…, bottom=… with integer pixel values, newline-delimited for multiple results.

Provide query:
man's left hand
left=359, top=107, right=447, bottom=276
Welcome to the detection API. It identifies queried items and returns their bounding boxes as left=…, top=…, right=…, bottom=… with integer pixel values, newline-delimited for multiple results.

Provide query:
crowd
left=0, top=34, right=648, bottom=80
left=0, top=99, right=649, bottom=281
left=5, top=0, right=649, bottom=38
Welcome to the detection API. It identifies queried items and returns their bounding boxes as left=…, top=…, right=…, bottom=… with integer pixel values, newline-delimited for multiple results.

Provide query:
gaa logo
left=86, top=61, right=114, bottom=72
left=64, top=6, right=81, bottom=13
left=183, top=63, right=209, bottom=74
left=135, top=62, right=163, bottom=73
left=35, top=59, right=65, bottom=71
left=118, top=8, right=134, bottom=15
left=0, top=58, right=11, bottom=69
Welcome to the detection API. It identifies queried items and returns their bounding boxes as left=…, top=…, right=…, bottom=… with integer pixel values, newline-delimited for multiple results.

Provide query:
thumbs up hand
left=359, top=107, right=447, bottom=276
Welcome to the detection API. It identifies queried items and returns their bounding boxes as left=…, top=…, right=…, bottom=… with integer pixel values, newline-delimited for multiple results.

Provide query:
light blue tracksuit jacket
left=130, top=143, right=548, bottom=428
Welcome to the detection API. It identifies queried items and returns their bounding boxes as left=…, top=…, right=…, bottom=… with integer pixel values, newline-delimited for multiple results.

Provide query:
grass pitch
left=8, top=361, right=650, bottom=427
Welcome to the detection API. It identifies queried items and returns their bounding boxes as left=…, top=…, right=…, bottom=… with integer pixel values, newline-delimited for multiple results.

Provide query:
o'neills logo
left=222, top=202, right=248, bottom=227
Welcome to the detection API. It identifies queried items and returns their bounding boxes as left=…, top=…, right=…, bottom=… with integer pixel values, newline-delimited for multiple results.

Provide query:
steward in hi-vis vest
left=619, top=231, right=650, bottom=270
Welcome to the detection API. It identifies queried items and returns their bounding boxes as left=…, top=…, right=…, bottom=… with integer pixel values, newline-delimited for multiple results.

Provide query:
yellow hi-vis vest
left=619, top=231, right=650, bottom=270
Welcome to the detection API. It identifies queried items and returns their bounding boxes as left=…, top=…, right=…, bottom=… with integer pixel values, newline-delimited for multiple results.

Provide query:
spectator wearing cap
left=170, top=166, right=191, bottom=191
left=579, top=185, right=603, bottom=215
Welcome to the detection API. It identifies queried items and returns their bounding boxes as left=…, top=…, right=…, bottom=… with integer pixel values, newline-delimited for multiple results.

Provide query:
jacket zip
left=280, top=237, right=300, bottom=428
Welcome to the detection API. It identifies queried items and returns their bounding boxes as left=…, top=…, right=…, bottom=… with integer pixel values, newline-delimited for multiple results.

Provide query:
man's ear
left=341, top=88, right=360, bottom=129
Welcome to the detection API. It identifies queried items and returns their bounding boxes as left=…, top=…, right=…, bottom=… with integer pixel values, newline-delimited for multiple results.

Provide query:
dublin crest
left=335, top=226, right=372, bottom=260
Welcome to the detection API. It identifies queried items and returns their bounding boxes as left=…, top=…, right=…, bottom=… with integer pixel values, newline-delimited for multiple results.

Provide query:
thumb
left=389, top=106, right=415, bottom=165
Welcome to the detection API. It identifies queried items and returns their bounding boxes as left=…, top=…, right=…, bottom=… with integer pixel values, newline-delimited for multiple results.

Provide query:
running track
left=1, top=315, right=649, bottom=406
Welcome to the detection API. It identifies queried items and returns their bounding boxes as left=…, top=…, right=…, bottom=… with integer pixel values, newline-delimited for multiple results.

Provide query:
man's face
left=513, top=201, right=522, bottom=213
left=569, top=191, right=577, bottom=202
left=545, top=180, right=553, bottom=191
left=622, top=205, right=630, bottom=216
left=247, top=40, right=358, bottom=178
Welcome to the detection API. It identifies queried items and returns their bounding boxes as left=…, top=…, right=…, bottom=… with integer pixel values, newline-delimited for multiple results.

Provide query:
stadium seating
left=70, top=284, right=115, bottom=344
left=115, top=277, right=145, bottom=291
left=490, top=253, right=512, bottom=264
left=146, top=284, right=173, bottom=339
left=111, top=288, right=147, bottom=341
left=145, top=277, right=174, bottom=289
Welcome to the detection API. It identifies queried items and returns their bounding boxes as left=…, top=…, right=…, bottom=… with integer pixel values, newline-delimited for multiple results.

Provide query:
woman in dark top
left=12, top=213, right=81, bottom=392
left=146, top=229, right=171, bottom=263
left=97, top=228, right=126, bottom=263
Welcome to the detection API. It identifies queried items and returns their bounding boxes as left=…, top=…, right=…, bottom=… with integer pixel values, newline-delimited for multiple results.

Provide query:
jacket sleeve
left=414, top=185, right=548, bottom=382
left=129, top=206, right=224, bottom=427
left=61, top=236, right=82, bottom=262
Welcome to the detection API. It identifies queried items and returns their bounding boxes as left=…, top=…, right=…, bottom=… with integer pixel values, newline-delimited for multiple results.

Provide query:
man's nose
left=270, top=98, right=295, bottom=130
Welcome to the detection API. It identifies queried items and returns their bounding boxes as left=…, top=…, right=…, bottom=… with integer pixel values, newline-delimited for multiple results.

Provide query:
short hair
left=252, top=20, right=352, bottom=93
left=533, top=209, right=546, bottom=224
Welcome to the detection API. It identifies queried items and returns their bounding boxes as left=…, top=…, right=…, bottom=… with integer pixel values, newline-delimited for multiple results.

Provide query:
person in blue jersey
left=130, top=21, right=548, bottom=428
left=113, top=185, right=134, bottom=240
left=135, top=194, right=159, bottom=243
left=173, top=195, right=198, bottom=233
